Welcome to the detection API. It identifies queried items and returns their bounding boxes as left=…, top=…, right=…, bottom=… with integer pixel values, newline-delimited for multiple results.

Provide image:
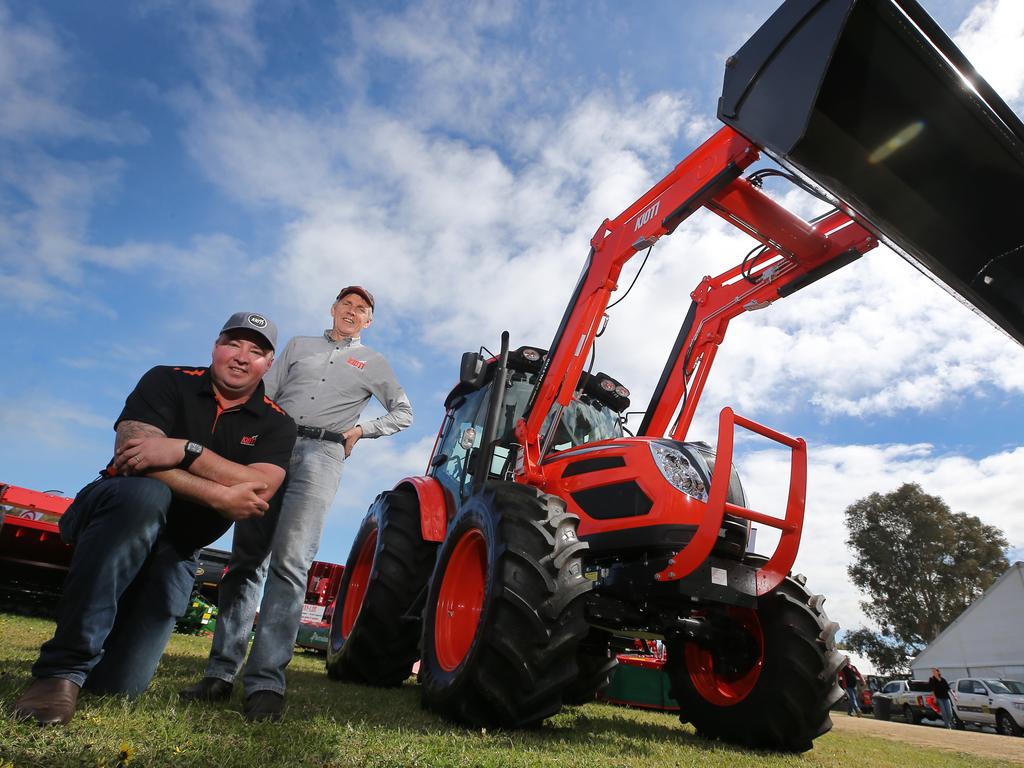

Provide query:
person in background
left=12, top=313, right=294, bottom=726
left=929, top=667, right=954, bottom=728
left=180, top=285, right=412, bottom=722
left=841, top=664, right=862, bottom=717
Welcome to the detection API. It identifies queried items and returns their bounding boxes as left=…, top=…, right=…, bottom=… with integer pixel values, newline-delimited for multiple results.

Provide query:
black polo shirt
left=110, top=365, right=296, bottom=553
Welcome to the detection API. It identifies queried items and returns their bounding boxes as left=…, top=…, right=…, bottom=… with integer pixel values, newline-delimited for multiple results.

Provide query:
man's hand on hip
left=213, top=481, right=270, bottom=521
left=342, top=425, right=363, bottom=458
left=113, top=437, right=187, bottom=475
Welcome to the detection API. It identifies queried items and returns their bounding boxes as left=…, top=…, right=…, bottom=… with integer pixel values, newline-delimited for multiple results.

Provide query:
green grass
left=0, top=613, right=1015, bottom=768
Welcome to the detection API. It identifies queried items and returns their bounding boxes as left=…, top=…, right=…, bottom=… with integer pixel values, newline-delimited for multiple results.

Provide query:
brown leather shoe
left=12, top=677, right=81, bottom=726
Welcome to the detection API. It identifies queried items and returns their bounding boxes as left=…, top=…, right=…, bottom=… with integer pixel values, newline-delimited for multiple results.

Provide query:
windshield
left=544, top=396, right=623, bottom=453
left=1001, top=681, right=1024, bottom=695
left=984, top=680, right=1012, bottom=695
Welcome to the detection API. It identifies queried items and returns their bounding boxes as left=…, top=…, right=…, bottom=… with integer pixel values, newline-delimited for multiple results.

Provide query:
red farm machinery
left=0, top=484, right=73, bottom=614
left=325, top=0, right=1024, bottom=753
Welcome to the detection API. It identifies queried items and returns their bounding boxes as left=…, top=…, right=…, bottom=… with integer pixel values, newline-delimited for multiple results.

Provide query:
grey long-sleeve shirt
left=262, top=331, right=412, bottom=439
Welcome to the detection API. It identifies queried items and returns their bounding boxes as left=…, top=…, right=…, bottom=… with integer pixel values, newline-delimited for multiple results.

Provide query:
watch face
left=186, top=442, right=203, bottom=454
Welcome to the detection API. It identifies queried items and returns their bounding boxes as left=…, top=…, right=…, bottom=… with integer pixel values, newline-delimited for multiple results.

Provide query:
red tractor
left=326, top=0, right=1024, bottom=753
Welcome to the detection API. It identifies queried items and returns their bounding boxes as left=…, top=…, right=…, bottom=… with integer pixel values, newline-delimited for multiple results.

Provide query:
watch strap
left=179, top=441, right=203, bottom=470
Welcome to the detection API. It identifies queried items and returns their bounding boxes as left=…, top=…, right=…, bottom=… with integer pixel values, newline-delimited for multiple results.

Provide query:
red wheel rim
left=685, top=607, right=764, bottom=705
left=341, top=527, right=377, bottom=637
left=434, top=528, right=486, bottom=672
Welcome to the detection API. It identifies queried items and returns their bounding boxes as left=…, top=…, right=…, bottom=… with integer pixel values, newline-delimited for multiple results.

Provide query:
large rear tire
left=326, top=488, right=437, bottom=686
left=419, top=483, right=591, bottom=727
left=665, top=568, right=843, bottom=753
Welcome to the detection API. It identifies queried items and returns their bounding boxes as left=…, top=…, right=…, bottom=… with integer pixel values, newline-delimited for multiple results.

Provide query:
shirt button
left=322, top=378, right=325, bottom=382
left=311, top=396, right=315, bottom=400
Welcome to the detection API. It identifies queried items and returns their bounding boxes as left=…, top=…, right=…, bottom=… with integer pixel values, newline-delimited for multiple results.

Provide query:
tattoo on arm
left=114, top=420, right=166, bottom=453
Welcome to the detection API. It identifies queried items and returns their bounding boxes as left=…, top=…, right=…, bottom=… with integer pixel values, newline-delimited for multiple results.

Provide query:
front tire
left=997, top=710, right=1023, bottom=737
left=419, top=483, right=591, bottom=727
left=326, top=488, right=437, bottom=686
left=665, top=569, right=844, bottom=753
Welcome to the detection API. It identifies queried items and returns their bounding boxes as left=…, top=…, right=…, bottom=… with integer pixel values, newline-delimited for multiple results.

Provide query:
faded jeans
left=937, top=697, right=954, bottom=728
left=205, top=436, right=344, bottom=695
left=845, top=686, right=861, bottom=714
left=33, top=476, right=197, bottom=696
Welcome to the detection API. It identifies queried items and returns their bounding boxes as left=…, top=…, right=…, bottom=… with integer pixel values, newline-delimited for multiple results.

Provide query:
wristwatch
left=179, top=441, right=204, bottom=469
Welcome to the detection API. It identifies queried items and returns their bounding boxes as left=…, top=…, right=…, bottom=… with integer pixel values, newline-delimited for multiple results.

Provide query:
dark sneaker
left=13, top=677, right=81, bottom=726
left=244, top=690, right=284, bottom=722
left=178, top=677, right=233, bottom=703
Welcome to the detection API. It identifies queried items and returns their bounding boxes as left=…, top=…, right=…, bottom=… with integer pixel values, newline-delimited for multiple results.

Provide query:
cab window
left=433, top=388, right=489, bottom=495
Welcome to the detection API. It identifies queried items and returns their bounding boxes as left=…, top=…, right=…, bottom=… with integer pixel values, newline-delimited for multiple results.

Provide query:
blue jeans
left=205, top=437, right=344, bottom=695
left=937, top=697, right=953, bottom=728
left=33, top=477, right=197, bottom=696
left=846, top=686, right=861, bottom=714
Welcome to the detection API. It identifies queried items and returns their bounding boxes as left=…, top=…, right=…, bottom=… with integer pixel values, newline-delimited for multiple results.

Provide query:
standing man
left=181, top=286, right=412, bottom=721
left=12, top=312, right=295, bottom=725
left=841, top=664, right=862, bottom=717
left=929, top=667, right=954, bottom=728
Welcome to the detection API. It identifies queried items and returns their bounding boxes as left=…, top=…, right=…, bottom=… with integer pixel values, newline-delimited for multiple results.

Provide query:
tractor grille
left=571, top=481, right=652, bottom=520
left=561, top=456, right=626, bottom=478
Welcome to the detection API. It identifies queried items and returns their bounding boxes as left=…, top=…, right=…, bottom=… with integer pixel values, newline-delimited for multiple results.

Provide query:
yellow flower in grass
left=116, top=742, right=135, bottom=766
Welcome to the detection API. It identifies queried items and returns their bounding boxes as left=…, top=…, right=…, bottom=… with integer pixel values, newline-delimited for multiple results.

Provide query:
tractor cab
left=429, top=345, right=629, bottom=500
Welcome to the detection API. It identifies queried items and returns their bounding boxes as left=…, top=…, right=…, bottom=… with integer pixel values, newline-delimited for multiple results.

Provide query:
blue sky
left=2, top=0, right=1023, bottom=635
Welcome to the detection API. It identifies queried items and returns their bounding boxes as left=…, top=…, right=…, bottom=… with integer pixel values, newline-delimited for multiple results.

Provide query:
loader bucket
left=719, top=0, right=1024, bottom=345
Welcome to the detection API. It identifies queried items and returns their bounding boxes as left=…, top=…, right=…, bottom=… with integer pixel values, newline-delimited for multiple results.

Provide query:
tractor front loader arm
left=514, top=125, right=877, bottom=484
left=515, top=127, right=760, bottom=482
left=643, top=205, right=877, bottom=442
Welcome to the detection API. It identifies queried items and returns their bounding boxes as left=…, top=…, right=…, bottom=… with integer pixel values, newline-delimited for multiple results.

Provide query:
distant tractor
left=326, top=0, right=1024, bottom=753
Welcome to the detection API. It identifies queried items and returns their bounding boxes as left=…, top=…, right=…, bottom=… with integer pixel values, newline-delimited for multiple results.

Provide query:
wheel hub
left=434, top=527, right=487, bottom=672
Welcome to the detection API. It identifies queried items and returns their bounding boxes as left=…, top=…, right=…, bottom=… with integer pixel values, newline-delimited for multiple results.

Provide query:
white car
left=951, top=678, right=1024, bottom=736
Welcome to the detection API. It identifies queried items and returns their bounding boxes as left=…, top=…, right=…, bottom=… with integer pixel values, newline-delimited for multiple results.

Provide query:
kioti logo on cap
left=221, top=311, right=278, bottom=350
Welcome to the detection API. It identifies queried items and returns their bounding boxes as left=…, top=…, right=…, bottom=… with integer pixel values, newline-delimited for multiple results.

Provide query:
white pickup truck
left=874, top=679, right=943, bottom=724
left=951, top=678, right=1024, bottom=736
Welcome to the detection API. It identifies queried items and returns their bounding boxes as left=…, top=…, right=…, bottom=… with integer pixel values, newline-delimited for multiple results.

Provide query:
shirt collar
left=323, top=330, right=361, bottom=346
left=199, top=369, right=268, bottom=415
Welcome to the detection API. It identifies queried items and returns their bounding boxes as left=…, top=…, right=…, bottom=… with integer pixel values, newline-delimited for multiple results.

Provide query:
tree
left=844, top=483, right=1008, bottom=670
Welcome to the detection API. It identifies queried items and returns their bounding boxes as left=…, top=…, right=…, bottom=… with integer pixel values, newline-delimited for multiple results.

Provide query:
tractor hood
left=719, top=0, right=1024, bottom=345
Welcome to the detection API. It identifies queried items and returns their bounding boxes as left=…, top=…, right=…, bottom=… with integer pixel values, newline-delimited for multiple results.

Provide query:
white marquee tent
left=911, top=562, right=1024, bottom=681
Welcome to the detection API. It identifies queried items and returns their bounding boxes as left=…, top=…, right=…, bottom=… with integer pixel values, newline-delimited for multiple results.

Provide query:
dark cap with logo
left=336, top=285, right=375, bottom=312
left=220, top=311, right=278, bottom=351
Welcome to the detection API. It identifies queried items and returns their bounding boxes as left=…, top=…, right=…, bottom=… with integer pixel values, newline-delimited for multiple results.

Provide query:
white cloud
left=955, top=0, right=1024, bottom=108
left=0, top=395, right=110, bottom=448
left=738, top=441, right=1024, bottom=635
left=0, top=3, right=144, bottom=144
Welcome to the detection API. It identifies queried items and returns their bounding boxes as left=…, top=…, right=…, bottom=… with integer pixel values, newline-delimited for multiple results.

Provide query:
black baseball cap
left=220, top=311, right=278, bottom=350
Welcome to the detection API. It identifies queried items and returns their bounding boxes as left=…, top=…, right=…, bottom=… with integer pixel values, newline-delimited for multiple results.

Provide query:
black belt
left=296, top=425, right=346, bottom=443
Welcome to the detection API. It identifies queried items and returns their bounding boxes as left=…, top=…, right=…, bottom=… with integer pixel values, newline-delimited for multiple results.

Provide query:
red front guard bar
left=653, top=408, right=807, bottom=595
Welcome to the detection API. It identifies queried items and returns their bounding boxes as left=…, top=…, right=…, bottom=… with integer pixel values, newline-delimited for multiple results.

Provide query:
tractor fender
left=394, top=476, right=450, bottom=543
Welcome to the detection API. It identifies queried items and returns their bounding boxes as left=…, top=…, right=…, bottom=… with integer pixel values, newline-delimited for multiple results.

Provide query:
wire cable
left=607, top=244, right=653, bottom=310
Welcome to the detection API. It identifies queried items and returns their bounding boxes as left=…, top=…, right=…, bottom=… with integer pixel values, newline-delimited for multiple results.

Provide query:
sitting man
left=12, top=312, right=296, bottom=726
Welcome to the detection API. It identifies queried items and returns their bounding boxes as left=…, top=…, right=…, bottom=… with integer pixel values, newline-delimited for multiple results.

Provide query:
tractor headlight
left=649, top=443, right=707, bottom=502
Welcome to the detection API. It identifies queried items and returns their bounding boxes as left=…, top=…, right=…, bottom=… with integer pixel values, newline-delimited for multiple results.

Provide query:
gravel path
left=831, top=714, right=1024, bottom=764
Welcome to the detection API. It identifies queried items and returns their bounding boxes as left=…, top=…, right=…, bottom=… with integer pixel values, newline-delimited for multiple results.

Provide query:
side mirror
left=459, top=351, right=487, bottom=388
